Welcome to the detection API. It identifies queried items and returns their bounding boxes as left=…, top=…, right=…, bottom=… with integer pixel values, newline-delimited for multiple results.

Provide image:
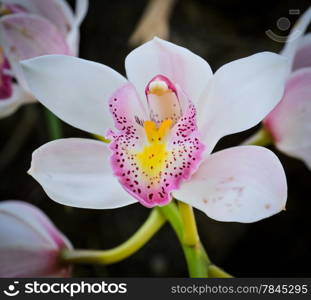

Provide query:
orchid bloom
left=0, top=200, right=72, bottom=277
left=22, top=38, right=288, bottom=223
left=264, top=7, right=311, bottom=168
left=0, top=0, right=88, bottom=118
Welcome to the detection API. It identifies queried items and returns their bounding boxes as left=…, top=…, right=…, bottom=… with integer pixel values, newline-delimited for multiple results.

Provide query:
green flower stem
left=158, top=201, right=183, bottom=238
left=242, top=127, right=273, bottom=146
left=159, top=202, right=210, bottom=278
left=60, top=208, right=165, bottom=265
left=44, top=108, right=63, bottom=140
left=183, top=242, right=210, bottom=278
left=178, top=201, right=200, bottom=246
left=208, top=265, right=233, bottom=278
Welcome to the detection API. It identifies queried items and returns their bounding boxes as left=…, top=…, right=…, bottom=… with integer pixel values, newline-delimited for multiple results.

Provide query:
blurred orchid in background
left=22, top=37, right=288, bottom=223
left=129, top=0, right=177, bottom=47
left=263, top=7, right=311, bottom=168
left=0, top=200, right=72, bottom=277
left=0, top=0, right=88, bottom=118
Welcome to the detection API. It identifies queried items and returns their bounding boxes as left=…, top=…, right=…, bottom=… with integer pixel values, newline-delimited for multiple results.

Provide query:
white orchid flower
left=22, top=38, right=288, bottom=223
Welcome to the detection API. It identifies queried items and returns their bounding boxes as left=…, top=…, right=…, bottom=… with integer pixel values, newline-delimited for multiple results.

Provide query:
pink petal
left=1, top=0, right=88, bottom=55
left=174, top=146, right=287, bottom=223
left=1, top=3, right=27, bottom=13
left=0, top=13, right=70, bottom=89
left=125, top=37, right=212, bottom=106
left=26, top=0, right=74, bottom=38
left=292, top=33, right=311, bottom=71
left=196, top=52, right=288, bottom=154
left=264, top=68, right=311, bottom=169
left=108, top=84, right=204, bottom=207
left=0, top=200, right=72, bottom=277
left=1, top=0, right=75, bottom=37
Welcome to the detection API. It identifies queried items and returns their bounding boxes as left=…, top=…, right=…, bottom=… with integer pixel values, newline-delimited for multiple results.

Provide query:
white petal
left=21, top=55, right=127, bottom=136
left=125, top=37, right=212, bottom=105
left=66, top=0, right=89, bottom=56
left=197, top=52, right=288, bottom=153
left=264, top=68, right=311, bottom=169
left=73, top=0, right=89, bottom=25
left=174, top=146, right=287, bottom=223
left=1, top=0, right=88, bottom=56
left=0, top=13, right=70, bottom=92
left=29, top=138, right=137, bottom=209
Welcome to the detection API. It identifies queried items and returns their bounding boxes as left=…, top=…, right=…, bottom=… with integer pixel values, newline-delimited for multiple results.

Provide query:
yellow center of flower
left=136, top=119, right=172, bottom=178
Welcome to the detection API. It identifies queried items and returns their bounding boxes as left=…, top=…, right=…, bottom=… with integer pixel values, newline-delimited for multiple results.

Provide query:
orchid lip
left=109, top=78, right=205, bottom=207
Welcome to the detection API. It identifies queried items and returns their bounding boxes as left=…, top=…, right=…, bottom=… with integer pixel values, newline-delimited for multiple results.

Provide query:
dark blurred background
left=1, top=0, right=311, bottom=277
